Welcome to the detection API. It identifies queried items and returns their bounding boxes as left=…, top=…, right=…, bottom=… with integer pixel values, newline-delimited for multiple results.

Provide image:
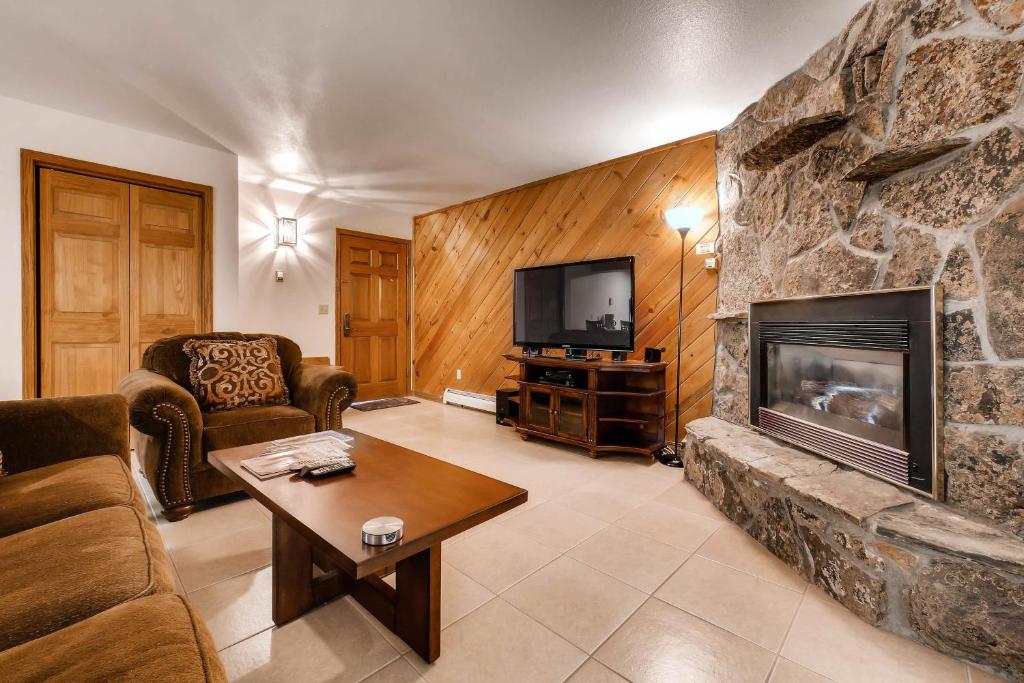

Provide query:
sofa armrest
left=0, top=394, right=129, bottom=475
left=289, top=363, right=358, bottom=431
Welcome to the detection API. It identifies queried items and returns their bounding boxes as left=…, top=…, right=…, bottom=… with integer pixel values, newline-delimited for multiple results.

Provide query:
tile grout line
left=181, top=559, right=272, bottom=595
left=354, top=651, right=406, bottom=683
left=691, top=553, right=807, bottom=594
left=215, top=622, right=275, bottom=654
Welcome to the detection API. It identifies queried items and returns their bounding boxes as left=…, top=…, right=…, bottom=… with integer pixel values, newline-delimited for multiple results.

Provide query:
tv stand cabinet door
left=554, top=389, right=589, bottom=443
left=522, top=386, right=555, bottom=433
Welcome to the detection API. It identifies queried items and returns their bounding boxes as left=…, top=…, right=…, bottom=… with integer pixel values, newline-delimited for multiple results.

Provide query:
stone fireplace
left=749, top=287, right=942, bottom=498
left=688, top=0, right=1024, bottom=678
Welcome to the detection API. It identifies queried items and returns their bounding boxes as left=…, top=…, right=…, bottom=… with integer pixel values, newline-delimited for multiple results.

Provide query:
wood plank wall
left=412, top=132, right=719, bottom=438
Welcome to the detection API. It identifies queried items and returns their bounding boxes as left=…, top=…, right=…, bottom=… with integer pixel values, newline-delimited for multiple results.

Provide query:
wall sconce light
left=276, top=217, right=298, bottom=246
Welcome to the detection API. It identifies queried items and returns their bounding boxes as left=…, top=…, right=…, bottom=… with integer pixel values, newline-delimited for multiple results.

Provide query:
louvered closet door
left=130, top=186, right=203, bottom=368
left=39, top=169, right=131, bottom=397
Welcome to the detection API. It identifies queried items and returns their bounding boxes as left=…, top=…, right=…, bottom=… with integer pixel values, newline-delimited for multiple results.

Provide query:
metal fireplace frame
left=748, top=286, right=944, bottom=500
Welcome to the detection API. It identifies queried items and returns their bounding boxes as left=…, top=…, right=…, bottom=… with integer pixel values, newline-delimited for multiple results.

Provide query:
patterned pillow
left=183, top=337, right=290, bottom=412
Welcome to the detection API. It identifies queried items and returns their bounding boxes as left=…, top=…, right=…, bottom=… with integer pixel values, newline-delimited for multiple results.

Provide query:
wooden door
left=337, top=233, right=409, bottom=400
left=38, top=169, right=130, bottom=397
left=130, top=186, right=204, bottom=367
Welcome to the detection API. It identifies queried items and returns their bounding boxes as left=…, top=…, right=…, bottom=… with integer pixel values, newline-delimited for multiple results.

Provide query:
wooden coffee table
left=209, top=430, right=527, bottom=662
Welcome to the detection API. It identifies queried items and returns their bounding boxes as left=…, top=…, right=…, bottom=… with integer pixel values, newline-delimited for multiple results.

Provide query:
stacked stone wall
left=712, top=0, right=1024, bottom=538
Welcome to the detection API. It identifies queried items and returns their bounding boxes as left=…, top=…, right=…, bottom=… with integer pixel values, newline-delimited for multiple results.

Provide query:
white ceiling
left=0, top=0, right=864, bottom=214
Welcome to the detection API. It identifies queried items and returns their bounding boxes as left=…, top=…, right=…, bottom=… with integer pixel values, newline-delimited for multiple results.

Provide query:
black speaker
left=644, top=347, right=665, bottom=363
left=495, top=388, right=519, bottom=425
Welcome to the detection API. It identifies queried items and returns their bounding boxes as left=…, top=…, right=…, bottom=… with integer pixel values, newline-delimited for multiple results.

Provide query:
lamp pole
left=658, top=204, right=703, bottom=468
left=657, top=226, right=688, bottom=467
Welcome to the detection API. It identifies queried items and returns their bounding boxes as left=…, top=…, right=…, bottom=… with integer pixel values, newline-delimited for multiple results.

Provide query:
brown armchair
left=118, top=333, right=357, bottom=521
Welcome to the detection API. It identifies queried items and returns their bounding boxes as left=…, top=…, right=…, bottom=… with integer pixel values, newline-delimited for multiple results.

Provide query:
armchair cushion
left=0, top=455, right=146, bottom=538
left=202, top=405, right=314, bottom=453
left=0, top=505, right=175, bottom=650
left=184, top=337, right=290, bottom=412
left=0, top=395, right=129, bottom=475
left=0, top=594, right=226, bottom=683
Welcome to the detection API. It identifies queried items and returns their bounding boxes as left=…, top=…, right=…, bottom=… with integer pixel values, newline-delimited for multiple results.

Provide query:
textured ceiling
left=0, top=0, right=864, bottom=214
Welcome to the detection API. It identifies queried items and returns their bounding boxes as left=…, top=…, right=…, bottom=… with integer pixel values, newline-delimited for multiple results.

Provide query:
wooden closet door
left=130, top=186, right=203, bottom=368
left=39, top=169, right=130, bottom=397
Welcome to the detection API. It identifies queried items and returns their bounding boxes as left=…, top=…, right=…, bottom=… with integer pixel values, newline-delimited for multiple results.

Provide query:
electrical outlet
left=704, top=256, right=719, bottom=270
left=456, top=369, right=462, bottom=380
left=318, top=304, right=329, bottom=315
left=696, top=242, right=715, bottom=255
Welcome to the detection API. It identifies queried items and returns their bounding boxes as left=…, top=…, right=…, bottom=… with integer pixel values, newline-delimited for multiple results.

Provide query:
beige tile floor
left=131, top=399, right=1007, bottom=683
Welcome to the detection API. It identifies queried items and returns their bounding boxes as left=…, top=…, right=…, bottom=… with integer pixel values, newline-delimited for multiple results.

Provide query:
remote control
left=299, top=461, right=355, bottom=478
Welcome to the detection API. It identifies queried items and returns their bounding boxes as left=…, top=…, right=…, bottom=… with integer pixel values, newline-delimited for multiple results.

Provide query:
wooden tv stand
left=502, top=354, right=667, bottom=458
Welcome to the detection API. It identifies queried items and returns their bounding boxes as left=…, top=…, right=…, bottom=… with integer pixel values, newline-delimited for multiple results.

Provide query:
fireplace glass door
left=765, top=343, right=906, bottom=450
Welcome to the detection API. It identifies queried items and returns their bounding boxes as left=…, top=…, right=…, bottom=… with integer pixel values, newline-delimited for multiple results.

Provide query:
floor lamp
left=657, top=205, right=705, bottom=468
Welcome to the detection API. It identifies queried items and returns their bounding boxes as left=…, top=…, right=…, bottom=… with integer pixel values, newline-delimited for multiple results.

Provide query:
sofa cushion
left=142, top=332, right=302, bottom=393
left=0, top=505, right=175, bottom=650
left=202, top=404, right=315, bottom=454
left=0, top=455, right=147, bottom=537
left=0, top=594, right=226, bottom=682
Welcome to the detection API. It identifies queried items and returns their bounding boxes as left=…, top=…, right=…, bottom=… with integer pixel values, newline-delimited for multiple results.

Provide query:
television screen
left=513, top=256, right=635, bottom=351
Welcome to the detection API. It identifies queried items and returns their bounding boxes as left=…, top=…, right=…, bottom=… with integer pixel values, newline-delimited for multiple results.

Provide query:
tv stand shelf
left=502, top=354, right=667, bottom=458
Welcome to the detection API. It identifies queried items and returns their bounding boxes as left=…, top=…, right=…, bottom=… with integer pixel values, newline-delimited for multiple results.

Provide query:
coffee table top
left=208, top=429, right=527, bottom=578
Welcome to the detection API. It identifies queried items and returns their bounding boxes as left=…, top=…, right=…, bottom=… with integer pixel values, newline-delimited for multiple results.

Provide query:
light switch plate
left=274, top=270, right=285, bottom=282
left=696, top=242, right=715, bottom=255
left=318, top=304, right=329, bottom=315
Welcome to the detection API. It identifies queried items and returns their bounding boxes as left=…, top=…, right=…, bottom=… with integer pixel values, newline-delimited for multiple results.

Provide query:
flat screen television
left=513, top=256, right=635, bottom=352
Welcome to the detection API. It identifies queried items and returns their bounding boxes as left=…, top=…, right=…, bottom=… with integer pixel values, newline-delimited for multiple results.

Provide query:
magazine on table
left=241, top=431, right=355, bottom=480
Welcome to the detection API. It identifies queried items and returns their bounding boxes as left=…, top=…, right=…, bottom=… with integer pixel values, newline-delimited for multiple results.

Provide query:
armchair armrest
left=119, top=368, right=203, bottom=511
left=289, top=363, right=358, bottom=431
left=0, top=394, right=129, bottom=475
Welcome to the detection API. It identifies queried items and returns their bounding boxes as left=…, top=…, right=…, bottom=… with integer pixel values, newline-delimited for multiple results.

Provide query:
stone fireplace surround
left=693, top=0, right=1024, bottom=678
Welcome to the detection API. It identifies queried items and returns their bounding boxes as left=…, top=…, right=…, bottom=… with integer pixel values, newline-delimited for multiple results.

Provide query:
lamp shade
left=276, top=217, right=298, bottom=246
left=664, top=206, right=704, bottom=232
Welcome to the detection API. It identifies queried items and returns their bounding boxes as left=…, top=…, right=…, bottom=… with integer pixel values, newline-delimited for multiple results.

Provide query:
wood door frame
left=334, top=228, right=412, bottom=390
left=21, top=149, right=214, bottom=398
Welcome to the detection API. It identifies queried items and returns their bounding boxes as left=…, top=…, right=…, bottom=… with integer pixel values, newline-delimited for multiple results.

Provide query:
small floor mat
left=351, top=397, right=420, bottom=411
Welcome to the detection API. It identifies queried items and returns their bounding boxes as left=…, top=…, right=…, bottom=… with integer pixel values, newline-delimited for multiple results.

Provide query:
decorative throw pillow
left=183, top=337, right=290, bottom=412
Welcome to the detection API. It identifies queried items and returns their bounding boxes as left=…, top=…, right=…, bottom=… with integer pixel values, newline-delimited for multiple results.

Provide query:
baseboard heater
left=442, top=389, right=496, bottom=413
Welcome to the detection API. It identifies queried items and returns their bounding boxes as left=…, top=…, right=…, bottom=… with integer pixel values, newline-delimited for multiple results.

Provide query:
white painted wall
left=237, top=182, right=411, bottom=362
left=0, top=94, right=239, bottom=399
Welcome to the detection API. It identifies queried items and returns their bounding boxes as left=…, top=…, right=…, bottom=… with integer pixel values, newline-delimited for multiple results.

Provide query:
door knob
left=343, top=313, right=352, bottom=337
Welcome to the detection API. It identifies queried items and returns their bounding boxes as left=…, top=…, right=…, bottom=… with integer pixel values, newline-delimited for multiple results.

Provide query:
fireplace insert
left=749, top=287, right=943, bottom=499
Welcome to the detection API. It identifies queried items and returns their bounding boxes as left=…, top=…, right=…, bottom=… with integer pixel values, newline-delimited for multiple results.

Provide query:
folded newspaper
left=241, top=431, right=355, bottom=480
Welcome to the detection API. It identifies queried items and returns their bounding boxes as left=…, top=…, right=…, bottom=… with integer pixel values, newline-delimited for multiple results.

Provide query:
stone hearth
left=684, top=417, right=1024, bottom=679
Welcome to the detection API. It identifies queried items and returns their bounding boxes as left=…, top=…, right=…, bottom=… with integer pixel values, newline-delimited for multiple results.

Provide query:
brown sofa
left=119, top=332, right=357, bottom=520
left=0, top=394, right=225, bottom=682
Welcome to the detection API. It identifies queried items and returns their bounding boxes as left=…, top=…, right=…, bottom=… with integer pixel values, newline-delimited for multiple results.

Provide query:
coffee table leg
left=394, top=543, right=441, bottom=663
left=272, top=515, right=314, bottom=626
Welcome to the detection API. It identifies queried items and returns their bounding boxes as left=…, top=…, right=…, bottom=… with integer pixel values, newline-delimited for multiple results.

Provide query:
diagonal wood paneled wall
left=413, top=132, right=719, bottom=438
